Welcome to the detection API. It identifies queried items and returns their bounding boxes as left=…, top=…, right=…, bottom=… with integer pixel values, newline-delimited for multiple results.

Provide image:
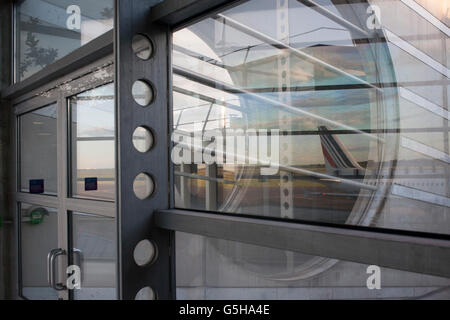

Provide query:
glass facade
left=15, top=0, right=114, bottom=81
left=176, top=231, right=450, bottom=299
left=172, top=0, right=450, bottom=301
left=4, top=0, right=449, bottom=302
left=172, top=0, right=450, bottom=235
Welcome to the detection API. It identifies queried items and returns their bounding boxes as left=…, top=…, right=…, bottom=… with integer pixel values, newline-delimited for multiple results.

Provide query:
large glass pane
left=176, top=232, right=450, bottom=300
left=16, top=0, right=114, bottom=82
left=171, top=0, right=450, bottom=235
left=70, top=212, right=117, bottom=300
left=20, top=203, right=58, bottom=300
left=69, top=83, right=115, bottom=201
left=20, top=104, right=57, bottom=196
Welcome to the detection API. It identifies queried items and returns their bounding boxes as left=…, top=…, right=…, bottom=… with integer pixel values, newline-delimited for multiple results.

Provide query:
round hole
left=132, top=80, right=154, bottom=107
left=132, top=34, right=154, bottom=60
left=135, top=287, right=156, bottom=300
left=133, top=173, right=155, bottom=200
left=132, top=126, right=154, bottom=153
left=134, top=239, right=158, bottom=267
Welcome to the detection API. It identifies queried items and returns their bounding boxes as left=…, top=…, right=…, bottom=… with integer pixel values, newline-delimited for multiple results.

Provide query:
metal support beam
left=149, top=0, right=244, bottom=27
left=0, top=0, right=13, bottom=300
left=155, top=209, right=450, bottom=279
left=116, top=0, right=174, bottom=300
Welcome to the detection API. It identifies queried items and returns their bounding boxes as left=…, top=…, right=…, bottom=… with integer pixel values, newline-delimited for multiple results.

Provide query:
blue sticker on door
left=29, top=179, right=44, bottom=194
left=85, top=177, right=98, bottom=191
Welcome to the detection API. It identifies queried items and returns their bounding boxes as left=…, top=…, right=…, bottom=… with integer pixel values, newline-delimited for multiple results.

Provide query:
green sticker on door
left=28, top=207, right=49, bottom=225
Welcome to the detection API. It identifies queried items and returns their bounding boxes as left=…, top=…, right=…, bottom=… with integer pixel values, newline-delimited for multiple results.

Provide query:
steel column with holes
left=276, top=0, right=295, bottom=273
left=277, top=0, right=293, bottom=222
left=115, top=0, right=174, bottom=300
left=0, top=1, right=13, bottom=299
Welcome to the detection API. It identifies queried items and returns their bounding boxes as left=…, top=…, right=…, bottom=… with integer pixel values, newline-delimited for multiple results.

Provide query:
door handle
left=47, top=249, right=58, bottom=287
left=47, top=248, right=67, bottom=291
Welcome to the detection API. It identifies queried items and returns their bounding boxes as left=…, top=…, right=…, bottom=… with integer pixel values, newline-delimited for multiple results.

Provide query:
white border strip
left=392, top=184, right=450, bottom=208
left=385, top=29, right=450, bottom=78
left=400, top=0, right=450, bottom=37
left=399, top=87, right=450, bottom=120
left=401, top=136, right=450, bottom=164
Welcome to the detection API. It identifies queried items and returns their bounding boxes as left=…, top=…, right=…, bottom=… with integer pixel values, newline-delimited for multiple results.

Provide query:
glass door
left=67, top=82, right=117, bottom=300
left=17, top=100, right=67, bottom=300
left=16, top=66, right=116, bottom=300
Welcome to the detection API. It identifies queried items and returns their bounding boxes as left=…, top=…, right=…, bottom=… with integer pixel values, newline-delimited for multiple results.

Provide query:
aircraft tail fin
left=318, top=126, right=364, bottom=174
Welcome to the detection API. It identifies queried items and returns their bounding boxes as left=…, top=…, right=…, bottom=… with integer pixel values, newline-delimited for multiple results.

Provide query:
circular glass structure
left=172, top=0, right=400, bottom=281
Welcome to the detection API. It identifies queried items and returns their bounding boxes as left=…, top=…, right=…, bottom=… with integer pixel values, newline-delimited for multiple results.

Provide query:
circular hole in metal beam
left=135, top=287, right=156, bottom=300
left=134, top=239, right=158, bottom=267
left=133, top=173, right=155, bottom=200
left=132, top=80, right=155, bottom=107
left=132, top=34, right=154, bottom=60
left=132, top=126, right=154, bottom=153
